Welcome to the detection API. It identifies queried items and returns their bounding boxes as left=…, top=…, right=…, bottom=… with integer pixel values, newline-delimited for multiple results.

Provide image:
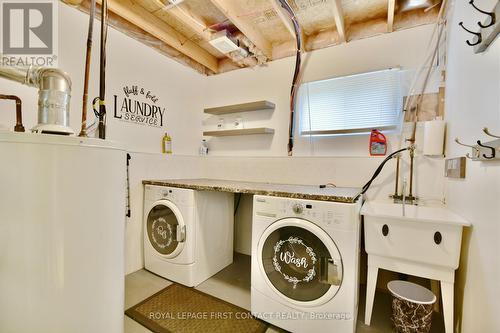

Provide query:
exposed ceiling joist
left=388, top=0, right=396, bottom=32
left=97, top=0, right=219, bottom=72
left=152, top=0, right=213, bottom=41
left=209, top=0, right=273, bottom=58
left=66, top=0, right=440, bottom=75
left=332, top=0, right=346, bottom=43
left=270, top=1, right=296, bottom=39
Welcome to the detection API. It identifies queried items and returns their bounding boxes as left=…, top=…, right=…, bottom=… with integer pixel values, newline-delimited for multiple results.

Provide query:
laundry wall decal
left=113, top=85, right=166, bottom=127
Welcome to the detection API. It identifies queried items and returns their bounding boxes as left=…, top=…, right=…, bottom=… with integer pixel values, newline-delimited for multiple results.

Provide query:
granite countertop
left=142, top=178, right=361, bottom=203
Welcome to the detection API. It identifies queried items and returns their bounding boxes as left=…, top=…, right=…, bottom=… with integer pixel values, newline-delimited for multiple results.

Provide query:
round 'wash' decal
left=261, top=225, right=339, bottom=302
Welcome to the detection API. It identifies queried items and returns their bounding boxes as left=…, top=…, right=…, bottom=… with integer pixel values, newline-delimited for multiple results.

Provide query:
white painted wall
left=0, top=3, right=205, bottom=274
left=0, top=4, right=496, bottom=330
left=203, top=25, right=438, bottom=157
left=0, top=4, right=447, bottom=275
left=444, top=0, right=500, bottom=332
left=201, top=24, right=445, bottom=256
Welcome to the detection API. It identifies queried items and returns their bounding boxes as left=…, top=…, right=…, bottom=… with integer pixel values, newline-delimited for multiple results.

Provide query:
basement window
left=298, top=68, right=403, bottom=136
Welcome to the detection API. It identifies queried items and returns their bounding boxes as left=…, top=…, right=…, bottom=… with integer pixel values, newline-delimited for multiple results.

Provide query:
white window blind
left=299, top=68, right=403, bottom=135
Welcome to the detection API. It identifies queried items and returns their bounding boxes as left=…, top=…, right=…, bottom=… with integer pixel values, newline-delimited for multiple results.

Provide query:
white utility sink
left=361, top=201, right=470, bottom=333
left=361, top=201, right=470, bottom=269
left=361, top=201, right=470, bottom=226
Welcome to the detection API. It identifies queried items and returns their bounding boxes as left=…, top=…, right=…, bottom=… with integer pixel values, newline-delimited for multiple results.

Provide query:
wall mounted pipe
left=96, top=0, right=109, bottom=139
left=0, top=94, right=25, bottom=132
left=79, top=0, right=96, bottom=137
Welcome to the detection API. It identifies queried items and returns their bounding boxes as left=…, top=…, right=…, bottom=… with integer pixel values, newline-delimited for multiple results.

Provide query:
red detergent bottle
left=369, top=129, right=387, bottom=156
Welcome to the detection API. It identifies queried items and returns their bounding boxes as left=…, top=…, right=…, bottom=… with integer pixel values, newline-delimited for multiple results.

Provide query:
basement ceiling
left=66, top=0, right=440, bottom=75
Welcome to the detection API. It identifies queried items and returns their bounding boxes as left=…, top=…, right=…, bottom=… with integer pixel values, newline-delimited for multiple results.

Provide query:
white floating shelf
left=204, top=100, right=275, bottom=115
left=203, top=128, right=275, bottom=137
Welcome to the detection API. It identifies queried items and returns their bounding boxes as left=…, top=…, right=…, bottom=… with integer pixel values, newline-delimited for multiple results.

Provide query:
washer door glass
left=147, top=203, right=183, bottom=256
left=261, top=223, right=342, bottom=302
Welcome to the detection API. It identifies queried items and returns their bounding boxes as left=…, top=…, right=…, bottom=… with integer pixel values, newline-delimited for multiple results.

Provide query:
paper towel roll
left=423, top=120, right=446, bottom=156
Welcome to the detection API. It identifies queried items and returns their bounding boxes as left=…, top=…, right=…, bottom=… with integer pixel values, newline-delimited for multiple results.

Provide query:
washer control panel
left=254, top=195, right=359, bottom=231
left=292, top=203, right=304, bottom=214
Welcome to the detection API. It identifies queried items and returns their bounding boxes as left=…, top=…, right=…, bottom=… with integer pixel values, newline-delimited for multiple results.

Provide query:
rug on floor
left=125, top=283, right=268, bottom=333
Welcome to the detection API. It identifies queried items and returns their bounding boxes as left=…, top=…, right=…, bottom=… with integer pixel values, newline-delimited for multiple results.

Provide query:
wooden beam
left=271, top=0, right=295, bottom=39
left=388, top=0, right=396, bottom=32
left=96, top=0, right=219, bottom=72
left=332, top=0, right=346, bottom=43
left=209, top=0, right=272, bottom=58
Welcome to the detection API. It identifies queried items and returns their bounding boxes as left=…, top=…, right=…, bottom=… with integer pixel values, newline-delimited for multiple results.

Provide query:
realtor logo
left=1, top=0, right=57, bottom=66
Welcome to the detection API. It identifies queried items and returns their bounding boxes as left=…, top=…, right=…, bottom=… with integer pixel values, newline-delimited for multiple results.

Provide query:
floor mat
left=125, top=283, right=268, bottom=333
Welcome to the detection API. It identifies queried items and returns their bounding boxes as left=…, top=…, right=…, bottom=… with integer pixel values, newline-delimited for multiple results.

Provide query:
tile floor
left=125, top=253, right=444, bottom=333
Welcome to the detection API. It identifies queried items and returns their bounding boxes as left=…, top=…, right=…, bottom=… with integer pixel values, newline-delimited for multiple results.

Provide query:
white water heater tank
left=0, top=132, right=126, bottom=333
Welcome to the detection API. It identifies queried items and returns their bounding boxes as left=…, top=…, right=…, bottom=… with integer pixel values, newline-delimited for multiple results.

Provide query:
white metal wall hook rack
left=455, top=128, right=500, bottom=161
left=470, top=0, right=499, bottom=53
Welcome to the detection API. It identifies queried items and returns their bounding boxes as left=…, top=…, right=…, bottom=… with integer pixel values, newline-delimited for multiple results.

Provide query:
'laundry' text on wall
left=113, top=85, right=166, bottom=127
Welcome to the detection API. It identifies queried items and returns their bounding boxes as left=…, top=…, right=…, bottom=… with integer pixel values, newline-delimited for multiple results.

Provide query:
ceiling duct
left=209, top=30, right=240, bottom=54
left=398, top=0, right=440, bottom=12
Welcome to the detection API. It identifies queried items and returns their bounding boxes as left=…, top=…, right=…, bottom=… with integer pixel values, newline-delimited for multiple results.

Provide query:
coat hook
left=455, top=137, right=480, bottom=159
left=483, top=127, right=500, bottom=139
left=477, top=140, right=496, bottom=159
left=459, top=22, right=482, bottom=46
left=469, top=0, right=496, bottom=28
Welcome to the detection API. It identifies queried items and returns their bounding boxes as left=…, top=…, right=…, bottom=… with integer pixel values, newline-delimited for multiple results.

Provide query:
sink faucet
left=390, top=145, right=418, bottom=205
left=402, top=178, right=407, bottom=216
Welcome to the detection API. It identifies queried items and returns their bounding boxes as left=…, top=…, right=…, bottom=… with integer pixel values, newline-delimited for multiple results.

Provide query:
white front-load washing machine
left=251, top=195, right=361, bottom=333
left=144, top=185, right=234, bottom=287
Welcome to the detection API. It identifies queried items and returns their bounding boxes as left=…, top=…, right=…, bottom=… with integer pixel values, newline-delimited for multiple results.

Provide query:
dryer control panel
left=144, top=185, right=195, bottom=206
left=254, top=195, right=360, bottom=232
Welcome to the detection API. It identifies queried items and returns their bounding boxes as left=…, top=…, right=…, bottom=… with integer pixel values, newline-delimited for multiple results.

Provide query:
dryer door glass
left=261, top=224, right=342, bottom=302
left=147, top=204, right=182, bottom=256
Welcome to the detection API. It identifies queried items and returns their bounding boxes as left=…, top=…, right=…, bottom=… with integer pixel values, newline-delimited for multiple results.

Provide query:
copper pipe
left=79, top=0, right=96, bottom=137
left=409, top=146, right=415, bottom=198
left=0, top=94, right=25, bottom=132
left=394, top=155, right=400, bottom=196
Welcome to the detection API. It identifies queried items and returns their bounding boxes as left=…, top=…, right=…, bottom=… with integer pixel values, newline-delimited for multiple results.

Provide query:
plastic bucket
left=387, top=280, right=437, bottom=333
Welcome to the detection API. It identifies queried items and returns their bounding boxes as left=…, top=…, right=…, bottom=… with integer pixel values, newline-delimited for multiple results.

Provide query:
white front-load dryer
left=144, top=185, right=234, bottom=287
left=251, top=195, right=361, bottom=333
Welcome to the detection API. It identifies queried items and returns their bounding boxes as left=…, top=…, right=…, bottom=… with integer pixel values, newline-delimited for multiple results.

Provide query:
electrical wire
left=371, top=0, right=448, bottom=200
left=277, top=0, right=303, bottom=156
left=400, top=0, right=448, bottom=147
